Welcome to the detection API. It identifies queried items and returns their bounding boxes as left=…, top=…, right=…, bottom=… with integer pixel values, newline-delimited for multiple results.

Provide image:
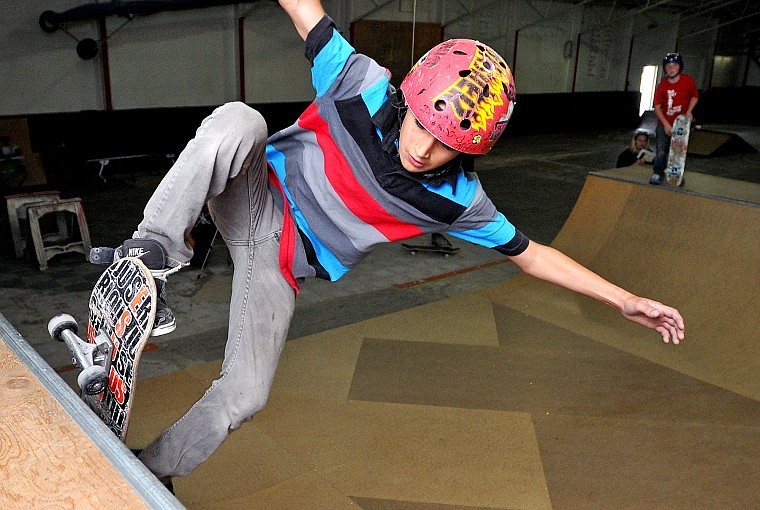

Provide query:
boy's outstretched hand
left=620, top=297, right=685, bottom=344
left=509, top=243, right=685, bottom=345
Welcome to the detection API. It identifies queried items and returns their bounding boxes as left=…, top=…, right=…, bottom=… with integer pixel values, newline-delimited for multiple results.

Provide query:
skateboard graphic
left=402, top=233, right=460, bottom=258
left=664, top=114, right=690, bottom=187
left=48, top=257, right=156, bottom=441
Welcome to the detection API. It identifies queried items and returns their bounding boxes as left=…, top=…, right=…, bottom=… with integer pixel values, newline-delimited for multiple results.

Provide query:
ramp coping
left=590, top=170, right=760, bottom=208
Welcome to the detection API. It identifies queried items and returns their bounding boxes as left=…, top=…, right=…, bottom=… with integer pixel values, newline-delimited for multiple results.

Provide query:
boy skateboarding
left=112, top=0, right=685, bottom=489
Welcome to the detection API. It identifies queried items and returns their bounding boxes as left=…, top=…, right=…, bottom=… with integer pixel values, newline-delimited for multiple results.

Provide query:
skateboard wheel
left=48, top=314, right=77, bottom=341
left=78, top=365, right=109, bottom=395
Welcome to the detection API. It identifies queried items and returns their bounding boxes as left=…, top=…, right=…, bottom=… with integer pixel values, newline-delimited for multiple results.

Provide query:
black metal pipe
left=40, top=0, right=259, bottom=33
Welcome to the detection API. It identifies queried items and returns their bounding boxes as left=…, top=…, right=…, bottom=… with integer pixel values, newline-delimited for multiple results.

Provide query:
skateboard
left=664, top=114, right=690, bottom=187
left=47, top=257, right=156, bottom=441
left=402, top=233, right=460, bottom=258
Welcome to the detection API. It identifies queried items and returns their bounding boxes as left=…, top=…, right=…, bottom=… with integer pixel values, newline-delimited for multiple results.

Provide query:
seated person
left=616, top=131, right=653, bottom=168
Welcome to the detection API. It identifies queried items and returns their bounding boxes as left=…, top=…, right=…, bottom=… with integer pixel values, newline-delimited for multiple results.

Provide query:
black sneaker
left=119, top=238, right=168, bottom=269
left=119, top=239, right=176, bottom=336
left=152, top=278, right=176, bottom=337
left=130, top=449, right=175, bottom=495
left=90, top=238, right=167, bottom=268
left=91, top=238, right=177, bottom=336
left=160, top=477, right=175, bottom=495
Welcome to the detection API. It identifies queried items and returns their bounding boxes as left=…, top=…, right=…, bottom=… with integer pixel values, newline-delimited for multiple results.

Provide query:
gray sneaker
left=649, top=173, right=663, bottom=185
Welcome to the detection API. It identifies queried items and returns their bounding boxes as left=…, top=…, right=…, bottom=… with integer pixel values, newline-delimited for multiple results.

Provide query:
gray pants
left=136, top=102, right=296, bottom=478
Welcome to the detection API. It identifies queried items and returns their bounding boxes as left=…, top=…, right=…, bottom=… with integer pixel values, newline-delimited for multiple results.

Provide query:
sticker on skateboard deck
left=402, top=233, right=460, bottom=259
left=48, top=257, right=156, bottom=441
left=665, top=114, right=690, bottom=187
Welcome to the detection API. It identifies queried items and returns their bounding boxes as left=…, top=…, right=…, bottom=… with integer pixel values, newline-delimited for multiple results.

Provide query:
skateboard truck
left=48, top=314, right=112, bottom=396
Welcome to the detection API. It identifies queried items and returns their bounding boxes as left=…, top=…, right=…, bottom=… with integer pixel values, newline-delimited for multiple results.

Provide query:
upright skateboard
left=48, top=257, right=156, bottom=441
left=664, top=114, right=690, bottom=187
left=402, top=233, right=460, bottom=258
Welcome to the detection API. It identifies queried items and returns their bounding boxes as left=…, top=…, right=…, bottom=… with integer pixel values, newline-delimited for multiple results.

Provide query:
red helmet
left=400, top=39, right=516, bottom=155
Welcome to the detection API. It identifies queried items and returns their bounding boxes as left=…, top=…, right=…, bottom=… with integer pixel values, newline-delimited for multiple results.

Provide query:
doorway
left=639, top=65, right=658, bottom=116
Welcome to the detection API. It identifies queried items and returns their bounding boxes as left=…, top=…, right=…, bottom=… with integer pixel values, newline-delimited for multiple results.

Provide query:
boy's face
left=398, top=111, right=460, bottom=173
left=664, top=62, right=680, bottom=78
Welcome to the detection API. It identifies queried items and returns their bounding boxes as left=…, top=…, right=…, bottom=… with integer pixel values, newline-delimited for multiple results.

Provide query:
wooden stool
left=25, top=198, right=91, bottom=270
left=4, top=191, right=61, bottom=258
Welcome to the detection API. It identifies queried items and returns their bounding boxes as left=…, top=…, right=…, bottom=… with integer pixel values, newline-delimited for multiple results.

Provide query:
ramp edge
left=589, top=170, right=760, bottom=208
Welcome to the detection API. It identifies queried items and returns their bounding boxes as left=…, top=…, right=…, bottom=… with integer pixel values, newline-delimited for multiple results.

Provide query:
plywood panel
left=0, top=338, right=148, bottom=509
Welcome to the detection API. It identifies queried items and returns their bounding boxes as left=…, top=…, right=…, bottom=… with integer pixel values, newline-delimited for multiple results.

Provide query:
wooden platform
left=0, top=312, right=181, bottom=509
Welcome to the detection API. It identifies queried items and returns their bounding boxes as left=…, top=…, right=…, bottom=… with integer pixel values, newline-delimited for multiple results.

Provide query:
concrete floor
left=1, top=123, right=758, bottom=508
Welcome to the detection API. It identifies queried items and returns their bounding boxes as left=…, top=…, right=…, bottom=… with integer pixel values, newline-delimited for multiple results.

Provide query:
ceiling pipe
left=40, top=0, right=259, bottom=33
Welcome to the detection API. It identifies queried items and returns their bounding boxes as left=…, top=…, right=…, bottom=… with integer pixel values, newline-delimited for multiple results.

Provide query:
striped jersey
left=266, top=16, right=528, bottom=287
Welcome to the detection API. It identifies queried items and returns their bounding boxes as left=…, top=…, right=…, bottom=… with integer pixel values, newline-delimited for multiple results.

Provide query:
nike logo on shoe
left=126, top=247, right=150, bottom=258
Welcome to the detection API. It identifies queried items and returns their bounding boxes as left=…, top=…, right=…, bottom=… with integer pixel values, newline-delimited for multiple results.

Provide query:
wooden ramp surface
left=481, top=169, right=760, bottom=399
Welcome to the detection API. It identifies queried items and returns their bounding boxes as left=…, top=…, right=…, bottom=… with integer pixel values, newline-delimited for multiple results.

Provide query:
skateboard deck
left=402, top=233, right=460, bottom=258
left=48, top=257, right=156, bottom=441
left=665, top=114, right=690, bottom=187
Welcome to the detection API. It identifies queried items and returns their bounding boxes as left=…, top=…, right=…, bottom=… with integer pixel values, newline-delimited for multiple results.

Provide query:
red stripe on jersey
left=298, top=103, right=423, bottom=241
left=267, top=166, right=300, bottom=293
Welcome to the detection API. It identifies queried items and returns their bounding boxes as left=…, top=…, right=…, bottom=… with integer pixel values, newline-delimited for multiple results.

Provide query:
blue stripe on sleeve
left=312, top=29, right=355, bottom=97
left=449, top=212, right=517, bottom=248
left=360, top=78, right=390, bottom=117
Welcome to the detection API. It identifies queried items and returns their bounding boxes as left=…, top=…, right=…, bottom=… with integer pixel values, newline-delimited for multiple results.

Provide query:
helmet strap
left=373, top=88, right=405, bottom=159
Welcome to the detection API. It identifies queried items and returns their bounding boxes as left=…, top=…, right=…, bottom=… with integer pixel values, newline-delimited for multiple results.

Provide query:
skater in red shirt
left=650, top=52, right=699, bottom=184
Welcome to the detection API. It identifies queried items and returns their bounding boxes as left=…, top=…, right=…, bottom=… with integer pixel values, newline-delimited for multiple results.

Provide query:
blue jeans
left=653, top=124, right=670, bottom=176
left=136, top=103, right=296, bottom=477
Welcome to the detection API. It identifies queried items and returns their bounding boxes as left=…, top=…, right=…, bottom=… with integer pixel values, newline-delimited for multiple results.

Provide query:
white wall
left=0, top=0, right=315, bottom=115
left=676, top=14, right=718, bottom=88
left=107, top=9, right=238, bottom=109
left=0, top=0, right=735, bottom=116
left=574, top=5, right=635, bottom=93
left=2, top=0, right=103, bottom=114
left=244, top=1, right=314, bottom=103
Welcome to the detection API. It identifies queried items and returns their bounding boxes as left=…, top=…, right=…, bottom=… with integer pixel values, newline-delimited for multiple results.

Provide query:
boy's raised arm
left=279, top=0, right=325, bottom=40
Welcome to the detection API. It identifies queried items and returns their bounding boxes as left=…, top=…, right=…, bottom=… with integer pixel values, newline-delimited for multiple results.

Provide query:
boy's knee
left=214, top=102, right=267, bottom=139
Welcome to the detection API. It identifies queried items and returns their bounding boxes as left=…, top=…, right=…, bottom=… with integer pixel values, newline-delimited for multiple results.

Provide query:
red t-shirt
left=653, top=74, right=699, bottom=125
